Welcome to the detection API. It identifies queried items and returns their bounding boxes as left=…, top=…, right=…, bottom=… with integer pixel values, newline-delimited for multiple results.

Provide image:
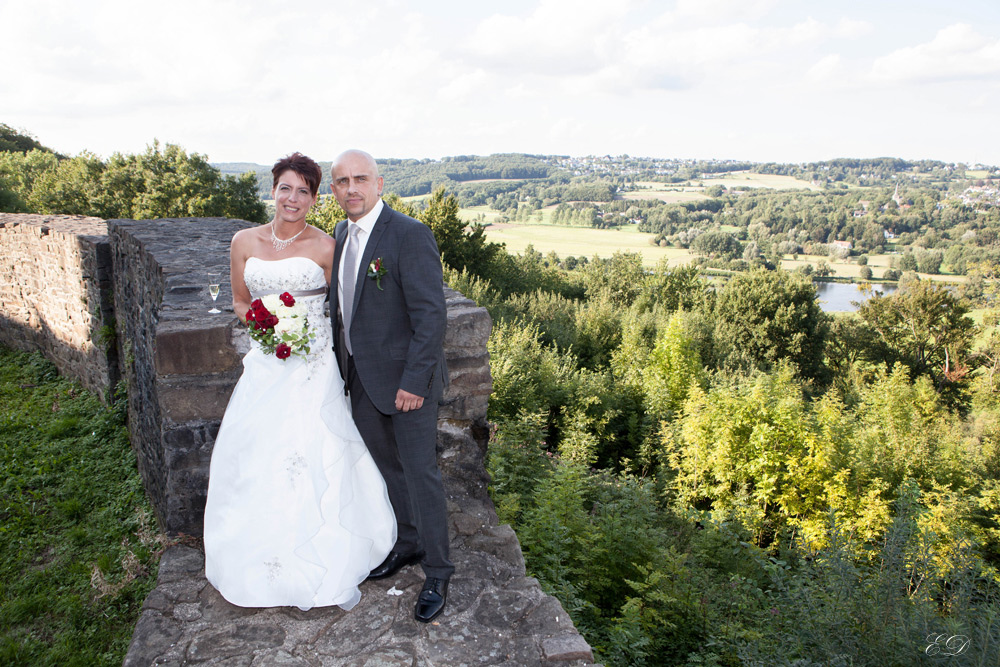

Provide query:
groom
left=329, top=149, right=453, bottom=623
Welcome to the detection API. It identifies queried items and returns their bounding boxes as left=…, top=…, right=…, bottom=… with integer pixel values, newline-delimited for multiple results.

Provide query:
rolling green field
left=482, top=223, right=694, bottom=266
left=622, top=172, right=822, bottom=202
left=480, top=221, right=960, bottom=282
left=619, top=186, right=711, bottom=204
left=459, top=205, right=514, bottom=225
left=698, top=171, right=823, bottom=190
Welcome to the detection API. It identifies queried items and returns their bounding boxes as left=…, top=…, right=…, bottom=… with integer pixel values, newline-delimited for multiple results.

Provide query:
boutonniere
left=368, top=257, right=387, bottom=290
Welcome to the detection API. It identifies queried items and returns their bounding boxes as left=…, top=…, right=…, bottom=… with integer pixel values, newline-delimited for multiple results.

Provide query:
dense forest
left=0, top=125, right=265, bottom=223
left=213, top=150, right=1000, bottom=284
left=6, top=124, right=1000, bottom=664
left=441, top=230, right=1000, bottom=665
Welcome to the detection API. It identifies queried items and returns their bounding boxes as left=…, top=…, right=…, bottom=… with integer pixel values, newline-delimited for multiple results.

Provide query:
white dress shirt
left=338, top=198, right=384, bottom=317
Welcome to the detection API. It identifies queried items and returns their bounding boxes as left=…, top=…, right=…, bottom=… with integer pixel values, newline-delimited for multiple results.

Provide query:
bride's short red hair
left=272, top=152, right=322, bottom=197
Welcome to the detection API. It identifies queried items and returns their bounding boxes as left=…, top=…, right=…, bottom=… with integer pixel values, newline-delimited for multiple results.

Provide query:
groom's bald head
left=330, top=149, right=383, bottom=221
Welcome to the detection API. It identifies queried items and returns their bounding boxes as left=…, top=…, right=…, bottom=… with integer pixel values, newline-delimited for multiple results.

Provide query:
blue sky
left=3, top=0, right=999, bottom=165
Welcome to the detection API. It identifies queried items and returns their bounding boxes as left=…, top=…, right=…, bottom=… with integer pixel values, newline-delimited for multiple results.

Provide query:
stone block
left=122, top=612, right=184, bottom=667
left=156, top=545, right=205, bottom=583
left=340, top=646, right=415, bottom=667
left=157, top=371, right=241, bottom=422
left=474, top=588, right=538, bottom=627
left=541, top=634, right=594, bottom=663
left=155, top=323, right=243, bottom=375
left=250, top=650, right=311, bottom=666
left=186, top=624, right=286, bottom=662
left=518, top=597, right=577, bottom=638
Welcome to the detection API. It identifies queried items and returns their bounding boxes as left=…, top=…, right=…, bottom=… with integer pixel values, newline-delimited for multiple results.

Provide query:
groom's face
left=331, top=153, right=383, bottom=221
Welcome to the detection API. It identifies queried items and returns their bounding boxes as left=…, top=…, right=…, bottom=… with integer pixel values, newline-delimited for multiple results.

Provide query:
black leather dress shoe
left=367, top=550, right=425, bottom=580
left=414, top=577, right=449, bottom=623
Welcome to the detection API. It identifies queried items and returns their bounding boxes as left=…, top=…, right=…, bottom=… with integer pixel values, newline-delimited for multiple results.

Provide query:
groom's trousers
left=346, top=355, right=454, bottom=580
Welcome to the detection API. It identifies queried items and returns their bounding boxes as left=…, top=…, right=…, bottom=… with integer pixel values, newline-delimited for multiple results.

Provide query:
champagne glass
left=208, top=273, right=222, bottom=313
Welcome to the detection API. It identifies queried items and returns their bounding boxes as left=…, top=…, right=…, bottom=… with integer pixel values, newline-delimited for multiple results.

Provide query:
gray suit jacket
left=330, top=204, right=447, bottom=415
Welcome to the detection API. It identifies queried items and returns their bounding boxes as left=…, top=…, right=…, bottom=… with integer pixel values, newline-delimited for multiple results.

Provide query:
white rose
left=261, top=294, right=281, bottom=312
left=274, top=316, right=296, bottom=335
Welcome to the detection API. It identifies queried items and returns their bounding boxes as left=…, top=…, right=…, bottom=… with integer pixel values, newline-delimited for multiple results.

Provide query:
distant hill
left=0, top=123, right=61, bottom=156
left=212, top=154, right=557, bottom=200
left=213, top=162, right=267, bottom=176
left=214, top=154, right=998, bottom=202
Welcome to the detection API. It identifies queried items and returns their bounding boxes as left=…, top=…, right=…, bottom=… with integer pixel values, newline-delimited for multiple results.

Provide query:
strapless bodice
left=243, top=257, right=331, bottom=362
left=245, top=256, right=327, bottom=294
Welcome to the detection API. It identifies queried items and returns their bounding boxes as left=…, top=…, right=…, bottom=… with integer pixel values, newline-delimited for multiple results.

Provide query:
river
left=814, top=281, right=898, bottom=313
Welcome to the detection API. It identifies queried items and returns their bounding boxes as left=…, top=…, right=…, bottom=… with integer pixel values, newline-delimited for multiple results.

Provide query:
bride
left=203, top=152, right=396, bottom=610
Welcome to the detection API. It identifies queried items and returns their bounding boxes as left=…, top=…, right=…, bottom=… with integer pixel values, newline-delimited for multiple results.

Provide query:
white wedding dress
left=204, top=256, right=396, bottom=610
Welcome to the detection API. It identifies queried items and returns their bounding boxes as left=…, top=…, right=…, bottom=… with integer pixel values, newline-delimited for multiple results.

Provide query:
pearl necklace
left=271, top=222, right=307, bottom=252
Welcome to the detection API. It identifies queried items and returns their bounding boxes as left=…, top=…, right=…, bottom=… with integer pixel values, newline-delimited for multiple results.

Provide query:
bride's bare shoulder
left=308, top=226, right=336, bottom=250
left=232, top=224, right=267, bottom=247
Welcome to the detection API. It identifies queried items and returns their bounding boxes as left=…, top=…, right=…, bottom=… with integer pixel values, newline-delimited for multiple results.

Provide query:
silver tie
left=341, top=224, right=361, bottom=355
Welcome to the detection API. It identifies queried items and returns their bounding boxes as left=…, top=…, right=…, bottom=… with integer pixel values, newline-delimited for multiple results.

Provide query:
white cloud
left=834, top=17, right=873, bottom=39
left=871, top=23, right=1000, bottom=83
left=806, top=54, right=843, bottom=83
left=462, top=0, right=639, bottom=75
left=674, top=0, right=780, bottom=24
left=2, top=1, right=998, bottom=165
left=548, top=116, right=589, bottom=144
left=437, top=69, right=493, bottom=104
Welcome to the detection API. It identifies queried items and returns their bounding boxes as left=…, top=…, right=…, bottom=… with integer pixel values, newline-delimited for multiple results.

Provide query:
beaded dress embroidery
left=243, top=257, right=331, bottom=366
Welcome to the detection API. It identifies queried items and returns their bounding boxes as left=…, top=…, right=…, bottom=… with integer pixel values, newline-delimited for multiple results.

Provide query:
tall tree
left=25, top=152, right=105, bottom=215
left=711, top=269, right=829, bottom=382
left=418, top=187, right=502, bottom=274
left=856, top=280, right=977, bottom=397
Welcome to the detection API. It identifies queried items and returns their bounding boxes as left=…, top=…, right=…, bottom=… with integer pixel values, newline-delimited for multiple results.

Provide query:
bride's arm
left=311, top=230, right=336, bottom=286
left=230, top=230, right=252, bottom=323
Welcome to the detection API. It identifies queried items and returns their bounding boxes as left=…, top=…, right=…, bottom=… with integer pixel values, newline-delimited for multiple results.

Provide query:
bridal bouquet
left=246, top=292, right=313, bottom=360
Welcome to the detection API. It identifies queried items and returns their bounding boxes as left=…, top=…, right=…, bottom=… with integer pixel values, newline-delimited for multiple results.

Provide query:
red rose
left=279, top=292, right=295, bottom=307
left=246, top=308, right=256, bottom=322
left=250, top=298, right=264, bottom=311
left=263, top=314, right=279, bottom=328
left=275, top=343, right=291, bottom=359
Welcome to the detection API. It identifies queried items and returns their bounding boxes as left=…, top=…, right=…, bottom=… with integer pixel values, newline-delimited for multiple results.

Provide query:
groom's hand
left=396, top=388, right=424, bottom=412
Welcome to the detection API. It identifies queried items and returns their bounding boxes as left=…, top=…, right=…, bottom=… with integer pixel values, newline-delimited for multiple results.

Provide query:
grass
left=482, top=223, right=695, bottom=267
left=400, top=193, right=431, bottom=205
left=623, top=172, right=822, bottom=202
left=478, top=221, right=966, bottom=284
left=697, top=171, right=823, bottom=190
left=0, top=346, right=164, bottom=666
left=618, top=185, right=711, bottom=203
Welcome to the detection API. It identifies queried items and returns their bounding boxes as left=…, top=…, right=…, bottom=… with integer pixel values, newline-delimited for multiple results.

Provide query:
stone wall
left=0, top=214, right=118, bottom=397
left=108, top=217, right=248, bottom=535
left=105, top=217, right=497, bottom=536
left=1, top=214, right=496, bottom=536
